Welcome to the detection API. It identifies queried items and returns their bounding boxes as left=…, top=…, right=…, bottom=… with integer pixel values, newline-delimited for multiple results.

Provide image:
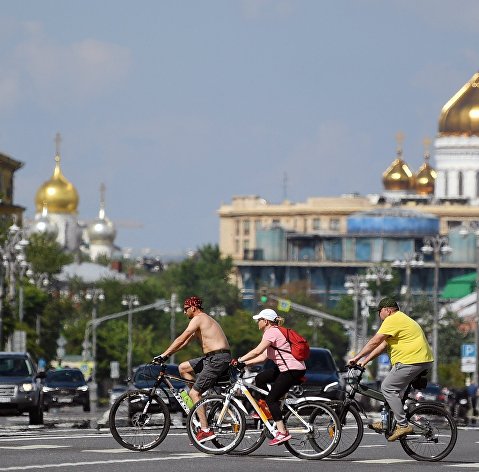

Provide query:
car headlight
left=42, top=386, right=55, bottom=392
left=76, top=385, right=88, bottom=392
left=19, top=383, right=35, bottom=392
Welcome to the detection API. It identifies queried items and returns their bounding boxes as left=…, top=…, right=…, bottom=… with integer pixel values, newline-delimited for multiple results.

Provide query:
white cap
left=252, top=308, right=278, bottom=321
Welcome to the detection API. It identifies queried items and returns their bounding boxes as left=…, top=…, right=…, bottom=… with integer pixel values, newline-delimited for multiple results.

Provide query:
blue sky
left=1, top=1, right=479, bottom=256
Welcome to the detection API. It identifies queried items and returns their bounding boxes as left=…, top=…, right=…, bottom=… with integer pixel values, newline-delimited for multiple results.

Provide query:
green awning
left=441, top=272, right=477, bottom=299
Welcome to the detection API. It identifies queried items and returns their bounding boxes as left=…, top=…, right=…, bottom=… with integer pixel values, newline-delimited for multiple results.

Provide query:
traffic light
left=259, top=287, right=268, bottom=304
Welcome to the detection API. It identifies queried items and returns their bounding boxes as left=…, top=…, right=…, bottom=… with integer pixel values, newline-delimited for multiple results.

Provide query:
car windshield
left=0, top=358, right=32, bottom=376
left=46, top=370, right=86, bottom=384
left=305, top=350, right=336, bottom=373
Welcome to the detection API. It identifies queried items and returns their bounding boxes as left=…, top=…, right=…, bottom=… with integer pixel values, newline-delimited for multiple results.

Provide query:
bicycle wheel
left=187, top=394, right=246, bottom=454
left=400, top=403, right=457, bottom=461
left=283, top=401, right=341, bottom=460
left=109, top=389, right=170, bottom=451
left=330, top=403, right=363, bottom=459
left=229, top=418, right=267, bottom=455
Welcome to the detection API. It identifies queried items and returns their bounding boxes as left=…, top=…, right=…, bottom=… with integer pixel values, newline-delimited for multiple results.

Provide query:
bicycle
left=329, top=364, right=457, bottom=461
left=108, top=360, right=232, bottom=451
left=186, top=364, right=341, bottom=460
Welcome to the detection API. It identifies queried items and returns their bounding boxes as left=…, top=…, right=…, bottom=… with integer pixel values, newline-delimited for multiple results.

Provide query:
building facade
left=218, top=72, right=479, bottom=308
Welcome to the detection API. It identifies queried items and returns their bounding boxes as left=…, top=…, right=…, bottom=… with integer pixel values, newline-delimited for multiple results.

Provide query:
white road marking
left=355, top=459, right=415, bottom=464
left=358, top=444, right=387, bottom=448
left=0, top=454, right=208, bottom=471
left=0, top=432, right=187, bottom=442
left=82, top=449, right=134, bottom=453
left=0, top=445, right=69, bottom=449
left=448, top=464, right=479, bottom=468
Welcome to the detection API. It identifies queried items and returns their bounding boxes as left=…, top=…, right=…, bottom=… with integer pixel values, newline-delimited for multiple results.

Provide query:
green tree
left=160, top=244, right=240, bottom=313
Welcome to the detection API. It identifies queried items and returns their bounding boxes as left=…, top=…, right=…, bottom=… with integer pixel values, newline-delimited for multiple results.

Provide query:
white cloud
left=5, top=21, right=132, bottom=109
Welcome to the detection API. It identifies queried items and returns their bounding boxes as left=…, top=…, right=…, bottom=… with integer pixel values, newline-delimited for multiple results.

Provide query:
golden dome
left=415, top=138, right=436, bottom=195
left=439, top=71, right=479, bottom=135
left=35, top=154, right=79, bottom=214
left=382, top=132, right=414, bottom=191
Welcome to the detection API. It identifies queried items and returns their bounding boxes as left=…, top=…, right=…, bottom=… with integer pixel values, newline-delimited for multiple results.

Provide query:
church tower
left=34, top=133, right=82, bottom=251
left=434, top=71, right=479, bottom=203
left=87, top=183, right=116, bottom=260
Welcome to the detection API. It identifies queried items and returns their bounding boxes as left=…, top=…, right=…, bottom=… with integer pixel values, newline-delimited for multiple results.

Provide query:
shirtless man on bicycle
left=349, top=297, right=433, bottom=442
left=155, top=296, right=231, bottom=443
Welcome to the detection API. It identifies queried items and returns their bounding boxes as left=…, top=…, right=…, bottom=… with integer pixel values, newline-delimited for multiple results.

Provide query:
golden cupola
left=415, top=138, right=436, bottom=195
left=382, top=132, right=414, bottom=191
left=439, top=71, right=479, bottom=136
left=35, top=135, right=79, bottom=214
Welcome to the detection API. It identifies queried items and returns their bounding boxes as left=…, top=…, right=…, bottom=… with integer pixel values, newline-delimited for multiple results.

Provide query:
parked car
left=0, top=352, right=45, bottom=425
left=108, top=384, right=128, bottom=406
left=132, top=363, right=185, bottom=412
left=413, top=382, right=446, bottom=403
left=42, top=368, right=90, bottom=412
left=263, top=347, right=345, bottom=400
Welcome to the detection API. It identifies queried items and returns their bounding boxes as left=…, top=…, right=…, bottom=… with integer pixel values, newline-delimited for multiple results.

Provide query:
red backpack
left=274, top=327, right=310, bottom=361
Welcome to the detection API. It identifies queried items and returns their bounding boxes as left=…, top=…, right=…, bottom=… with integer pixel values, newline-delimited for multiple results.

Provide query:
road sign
left=277, top=298, right=291, bottom=312
left=110, top=361, right=120, bottom=379
left=461, top=343, right=476, bottom=373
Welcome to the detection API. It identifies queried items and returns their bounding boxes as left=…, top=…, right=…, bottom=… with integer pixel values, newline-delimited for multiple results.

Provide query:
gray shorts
left=189, top=351, right=231, bottom=394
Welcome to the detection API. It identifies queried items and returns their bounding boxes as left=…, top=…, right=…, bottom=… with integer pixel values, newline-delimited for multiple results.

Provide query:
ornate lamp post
left=85, top=288, right=105, bottom=408
left=421, top=236, right=452, bottom=383
left=122, top=294, right=139, bottom=380
left=392, top=253, right=424, bottom=312
left=0, top=220, right=30, bottom=349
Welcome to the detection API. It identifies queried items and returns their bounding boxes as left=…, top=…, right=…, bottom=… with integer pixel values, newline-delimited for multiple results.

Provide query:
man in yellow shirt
left=349, top=297, right=433, bottom=442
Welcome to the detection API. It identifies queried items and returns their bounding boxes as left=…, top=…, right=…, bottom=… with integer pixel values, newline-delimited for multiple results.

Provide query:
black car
left=132, top=363, right=186, bottom=412
left=0, top=352, right=45, bottom=425
left=42, top=368, right=90, bottom=412
left=262, top=347, right=344, bottom=400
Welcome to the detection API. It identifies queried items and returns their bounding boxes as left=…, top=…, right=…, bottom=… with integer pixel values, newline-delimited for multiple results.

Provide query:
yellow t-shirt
left=377, top=311, right=434, bottom=365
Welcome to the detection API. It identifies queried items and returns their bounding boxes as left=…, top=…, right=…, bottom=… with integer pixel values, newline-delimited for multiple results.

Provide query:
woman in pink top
left=237, top=308, right=306, bottom=446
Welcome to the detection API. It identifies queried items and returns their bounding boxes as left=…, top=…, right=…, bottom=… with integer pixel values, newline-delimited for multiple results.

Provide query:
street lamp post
left=459, top=223, right=479, bottom=385
left=392, top=253, right=424, bottom=312
left=164, top=293, right=182, bottom=364
left=421, top=235, right=452, bottom=384
left=0, top=220, right=30, bottom=349
left=26, top=271, right=50, bottom=345
left=122, top=295, right=139, bottom=380
left=85, top=288, right=105, bottom=409
left=344, top=275, right=371, bottom=355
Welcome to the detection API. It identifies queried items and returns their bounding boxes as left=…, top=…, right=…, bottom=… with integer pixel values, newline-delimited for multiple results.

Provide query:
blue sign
left=378, top=353, right=390, bottom=365
left=38, top=358, right=46, bottom=369
left=461, top=343, right=476, bottom=358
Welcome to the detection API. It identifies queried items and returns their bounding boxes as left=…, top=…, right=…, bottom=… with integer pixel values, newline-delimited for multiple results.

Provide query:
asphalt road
left=0, top=408, right=478, bottom=471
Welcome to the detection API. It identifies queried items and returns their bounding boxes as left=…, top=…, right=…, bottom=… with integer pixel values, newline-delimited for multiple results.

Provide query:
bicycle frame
left=218, top=372, right=316, bottom=436
left=138, top=365, right=195, bottom=415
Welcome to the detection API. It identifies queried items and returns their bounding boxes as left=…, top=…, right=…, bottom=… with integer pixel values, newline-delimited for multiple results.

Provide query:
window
left=445, top=171, right=448, bottom=196
left=329, top=218, right=340, bottom=231
left=234, top=220, right=240, bottom=237
left=234, top=239, right=240, bottom=253
left=243, top=219, right=250, bottom=236
left=243, top=239, right=249, bottom=249
left=272, top=219, right=280, bottom=227
left=254, top=219, right=262, bottom=231
left=458, top=171, right=464, bottom=196
left=312, top=218, right=320, bottom=230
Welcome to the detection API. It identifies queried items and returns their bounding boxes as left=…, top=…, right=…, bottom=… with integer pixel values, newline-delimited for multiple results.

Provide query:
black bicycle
left=329, top=364, right=457, bottom=462
left=109, top=360, right=232, bottom=451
